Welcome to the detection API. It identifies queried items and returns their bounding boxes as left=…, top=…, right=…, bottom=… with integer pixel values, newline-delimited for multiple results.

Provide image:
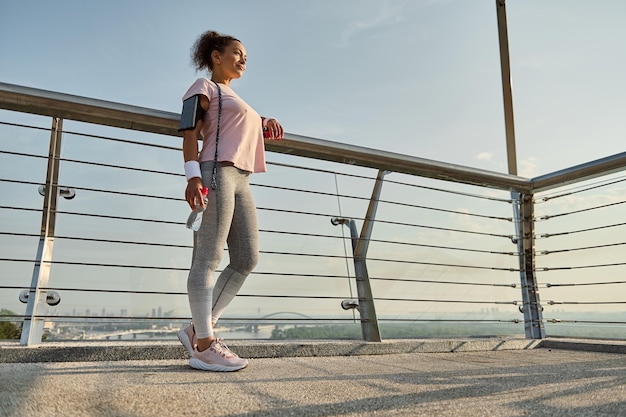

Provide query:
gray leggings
left=187, top=161, right=259, bottom=339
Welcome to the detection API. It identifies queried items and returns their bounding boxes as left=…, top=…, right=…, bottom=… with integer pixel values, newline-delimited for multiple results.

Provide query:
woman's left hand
left=265, top=118, right=284, bottom=140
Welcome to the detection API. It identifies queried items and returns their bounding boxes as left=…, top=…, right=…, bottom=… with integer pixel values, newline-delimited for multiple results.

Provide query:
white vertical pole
left=20, top=117, right=63, bottom=345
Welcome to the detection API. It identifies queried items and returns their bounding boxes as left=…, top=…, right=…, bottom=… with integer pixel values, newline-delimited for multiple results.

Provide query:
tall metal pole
left=496, top=0, right=518, bottom=175
left=496, top=1, right=544, bottom=339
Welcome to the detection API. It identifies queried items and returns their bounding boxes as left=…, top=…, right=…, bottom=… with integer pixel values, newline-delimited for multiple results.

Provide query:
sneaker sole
left=189, top=358, right=248, bottom=372
left=177, top=328, right=194, bottom=356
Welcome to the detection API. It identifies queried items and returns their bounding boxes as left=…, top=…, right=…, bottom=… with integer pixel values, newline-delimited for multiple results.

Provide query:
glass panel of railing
left=534, top=173, right=626, bottom=340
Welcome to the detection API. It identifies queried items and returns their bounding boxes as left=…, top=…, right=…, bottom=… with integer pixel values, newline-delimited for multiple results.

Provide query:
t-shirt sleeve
left=182, top=78, right=212, bottom=101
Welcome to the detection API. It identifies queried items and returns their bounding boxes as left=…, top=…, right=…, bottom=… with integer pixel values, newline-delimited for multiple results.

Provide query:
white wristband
left=184, top=160, right=201, bottom=181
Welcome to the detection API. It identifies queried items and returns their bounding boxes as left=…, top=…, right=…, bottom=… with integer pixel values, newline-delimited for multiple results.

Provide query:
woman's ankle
left=197, top=336, right=215, bottom=352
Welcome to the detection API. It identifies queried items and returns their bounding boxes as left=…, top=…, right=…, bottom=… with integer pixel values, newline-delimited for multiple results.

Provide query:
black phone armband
left=178, top=95, right=206, bottom=131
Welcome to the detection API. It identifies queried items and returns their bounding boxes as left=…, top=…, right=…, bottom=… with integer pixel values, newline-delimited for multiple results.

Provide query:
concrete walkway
left=1, top=339, right=625, bottom=417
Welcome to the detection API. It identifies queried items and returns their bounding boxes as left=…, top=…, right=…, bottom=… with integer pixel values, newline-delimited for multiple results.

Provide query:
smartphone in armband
left=178, top=95, right=205, bottom=132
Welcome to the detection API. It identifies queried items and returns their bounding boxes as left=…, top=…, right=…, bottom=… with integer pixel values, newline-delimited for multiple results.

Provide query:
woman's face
left=215, top=41, right=247, bottom=79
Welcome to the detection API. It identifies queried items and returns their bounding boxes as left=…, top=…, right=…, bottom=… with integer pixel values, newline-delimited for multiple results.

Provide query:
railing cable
left=545, top=280, right=626, bottom=288
left=268, top=160, right=515, bottom=204
left=539, top=221, right=626, bottom=238
left=537, top=199, right=626, bottom=221
left=536, top=175, right=626, bottom=202
left=539, top=261, right=626, bottom=271
left=253, top=183, right=513, bottom=222
left=538, top=241, right=626, bottom=255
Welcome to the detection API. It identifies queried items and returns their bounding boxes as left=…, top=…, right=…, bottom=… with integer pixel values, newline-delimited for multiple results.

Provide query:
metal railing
left=1, top=82, right=625, bottom=345
left=533, top=175, right=626, bottom=338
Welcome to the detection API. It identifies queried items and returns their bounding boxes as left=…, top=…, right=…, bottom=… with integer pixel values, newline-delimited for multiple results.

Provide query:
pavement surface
left=1, top=339, right=625, bottom=417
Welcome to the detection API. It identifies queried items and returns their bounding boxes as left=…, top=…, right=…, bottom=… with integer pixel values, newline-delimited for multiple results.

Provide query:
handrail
left=274, top=134, right=531, bottom=192
left=3, top=82, right=625, bottom=193
left=0, top=81, right=530, bottom=192
left=532, top=151, right=626, bottom=192
left=0, top=82, right=179, bottom=136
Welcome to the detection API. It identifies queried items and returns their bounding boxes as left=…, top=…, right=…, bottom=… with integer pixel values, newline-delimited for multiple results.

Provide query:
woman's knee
left=232, top=252, right=258, bottom=275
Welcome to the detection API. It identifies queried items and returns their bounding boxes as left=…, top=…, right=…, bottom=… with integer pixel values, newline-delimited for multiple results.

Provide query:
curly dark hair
left=191, top=30, right=240, bottom=72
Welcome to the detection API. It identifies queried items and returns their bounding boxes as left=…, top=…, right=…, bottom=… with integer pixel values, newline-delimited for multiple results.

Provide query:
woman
left=177, top=30, right=284, bottom=372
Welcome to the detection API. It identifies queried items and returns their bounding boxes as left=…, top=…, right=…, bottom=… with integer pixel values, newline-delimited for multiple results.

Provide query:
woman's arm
left=182, top=128, right=201, bottom=164
left=182, top=95, right=209, bottom=209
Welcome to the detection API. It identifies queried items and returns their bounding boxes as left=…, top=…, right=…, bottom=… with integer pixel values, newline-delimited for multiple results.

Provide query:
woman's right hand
left=185, top=177, right=205, bottom=210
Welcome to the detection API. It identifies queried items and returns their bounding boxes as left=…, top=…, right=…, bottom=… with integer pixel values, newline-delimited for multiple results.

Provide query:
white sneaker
left=189, top=339, right=248, bottom=372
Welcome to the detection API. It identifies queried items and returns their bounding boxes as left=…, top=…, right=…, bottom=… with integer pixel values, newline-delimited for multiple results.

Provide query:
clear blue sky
left=1, top=0, right=624, bottom=176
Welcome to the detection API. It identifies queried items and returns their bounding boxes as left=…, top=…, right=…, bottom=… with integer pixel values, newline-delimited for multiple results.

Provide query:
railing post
left=496, top=0, right=518, bottom=176
left=20, top=117, right=63, bottom=345
left=350, top=218, right=381, bottom=343
left=333, top=170, right=386, bottom=342
left=513, top=192, right=545, bottom=339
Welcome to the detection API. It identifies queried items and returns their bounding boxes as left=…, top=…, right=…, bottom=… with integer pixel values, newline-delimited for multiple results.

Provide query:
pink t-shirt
left=182, top=78, right=267, bottom=173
